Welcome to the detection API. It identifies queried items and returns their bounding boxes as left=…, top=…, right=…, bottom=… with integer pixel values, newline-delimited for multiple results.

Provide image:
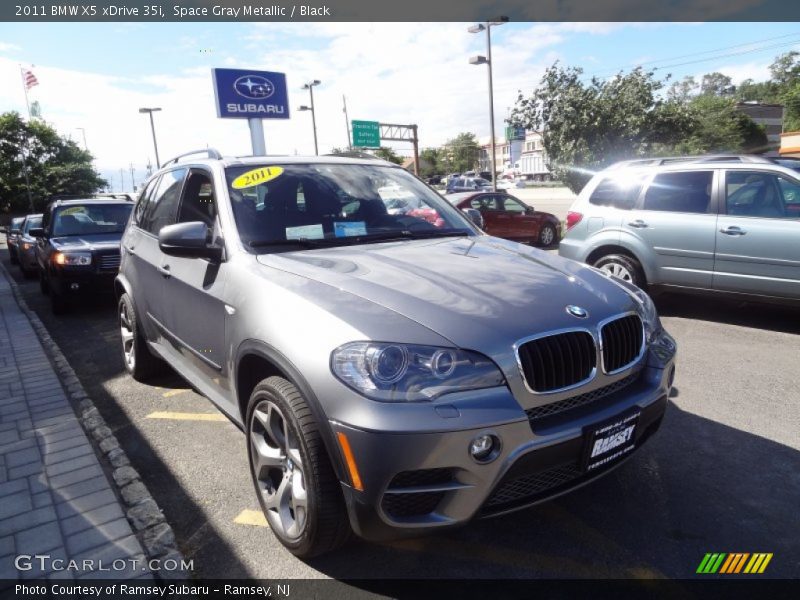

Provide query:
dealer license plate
left=582, top=410, right=640, bottom=472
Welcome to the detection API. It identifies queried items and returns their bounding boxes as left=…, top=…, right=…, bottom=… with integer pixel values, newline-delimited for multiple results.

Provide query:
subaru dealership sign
left=212, top=68, right=290, bottom=119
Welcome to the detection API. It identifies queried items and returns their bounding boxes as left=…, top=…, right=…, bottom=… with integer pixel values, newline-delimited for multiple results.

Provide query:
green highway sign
left=352, top=120, right=380, bottom=148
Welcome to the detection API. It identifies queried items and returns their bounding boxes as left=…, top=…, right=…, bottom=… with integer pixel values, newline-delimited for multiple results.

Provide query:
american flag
left=22, top=68, right=38, bottom=90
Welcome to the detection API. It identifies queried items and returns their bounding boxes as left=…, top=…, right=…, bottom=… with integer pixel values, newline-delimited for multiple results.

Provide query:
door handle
left=627, top=220, right=648, bottom=228
left=157, top=264, right=171, bottom=278
left=720, top=226, right=746, bottom=236
left=125, top=245, right=136, bottom=256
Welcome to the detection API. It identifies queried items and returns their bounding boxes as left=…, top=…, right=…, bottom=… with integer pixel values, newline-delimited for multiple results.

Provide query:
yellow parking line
left=234, top=509, right=268, bottom=527
left=162, top=388, right=191, bottom=398
left=145, top=411, right=226, bottom=422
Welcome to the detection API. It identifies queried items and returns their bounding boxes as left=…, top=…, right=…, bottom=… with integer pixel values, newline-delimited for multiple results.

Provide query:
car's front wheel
left=594, top=253, right=646, bottom=288
left=246, top=376, right=350, bottom=558
left=39, top=271, right=49, bottom=295
left=118, top=292, right=165, bottom=381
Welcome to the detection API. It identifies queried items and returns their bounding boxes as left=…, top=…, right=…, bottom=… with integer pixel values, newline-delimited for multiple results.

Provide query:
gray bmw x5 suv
left=116, top=150, right=676, bottom=557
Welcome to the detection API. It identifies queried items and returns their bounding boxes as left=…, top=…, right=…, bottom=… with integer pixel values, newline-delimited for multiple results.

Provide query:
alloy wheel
left=119, top=302, right=136, bottom=371
left=250, top=400, right=308, bottom=539
left=600, top=262, right=633, bottom=282
left=540, top=226, right=555, bottom=246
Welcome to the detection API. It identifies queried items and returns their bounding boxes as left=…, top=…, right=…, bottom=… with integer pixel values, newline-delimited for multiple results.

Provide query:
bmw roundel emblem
left=566, top=305, right=589, bottom=319
left=233, top=75, right=275, bottom=100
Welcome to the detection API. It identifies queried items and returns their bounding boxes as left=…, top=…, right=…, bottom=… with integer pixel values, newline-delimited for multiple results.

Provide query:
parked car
left=447, top=191, right=561, bottom=247
left=559, top=159, right=800, bottom=304
left=116, top=149, right=675, bottom=558
left=446, top=176, right=493, bottom=193
left=32, top=197, right=134, bottom=314
left=17, top=213, right=43, bottom=278
left=6, top=217, right=25, bottom=264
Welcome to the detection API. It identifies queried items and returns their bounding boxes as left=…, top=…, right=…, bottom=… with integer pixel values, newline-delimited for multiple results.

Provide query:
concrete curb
left=0, top=261, right=187, bottom=579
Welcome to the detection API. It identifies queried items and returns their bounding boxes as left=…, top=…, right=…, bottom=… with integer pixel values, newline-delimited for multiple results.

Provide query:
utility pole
left=120, top=168, right=124, bottom=192
left=343, top=95, right=352, bottom=150
left=129, top=163, right=136, bottom=191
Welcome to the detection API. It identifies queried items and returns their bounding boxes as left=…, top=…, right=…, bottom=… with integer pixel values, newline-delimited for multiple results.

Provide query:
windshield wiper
left=344, top=229, right=471, bottom=244
left=249, top=238, right=330, bottom=249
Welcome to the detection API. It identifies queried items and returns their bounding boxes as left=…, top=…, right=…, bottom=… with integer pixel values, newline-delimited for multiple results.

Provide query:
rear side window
left=141, top=169, right=187, bottom=235
left=588, top=175, right=643, bottom=209
left=643, top=171, right=713, bottom=214
left=134, top=177, right=159, bottom=226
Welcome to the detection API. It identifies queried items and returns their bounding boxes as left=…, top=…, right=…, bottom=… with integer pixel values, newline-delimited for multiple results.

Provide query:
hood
left=51, top=232, right=123, bottom=251
left=257, top=236, right=638, bottom=350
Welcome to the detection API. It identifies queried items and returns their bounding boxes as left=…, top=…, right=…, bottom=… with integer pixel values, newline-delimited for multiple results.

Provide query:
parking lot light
left=469, top=17, right=509, bottom=191
left=301, top=80, right=321, bottom=155
left=138, top=107, right=162, bottom=168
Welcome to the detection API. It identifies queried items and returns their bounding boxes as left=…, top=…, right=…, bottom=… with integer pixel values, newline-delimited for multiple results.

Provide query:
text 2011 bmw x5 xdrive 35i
left=116, top=150, right=677, bottom=557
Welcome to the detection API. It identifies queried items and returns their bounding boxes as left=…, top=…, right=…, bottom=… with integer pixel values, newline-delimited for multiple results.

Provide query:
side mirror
left=462, top=208, right=485, bottom=230
left=525, top=205, right=535, bottom=215
left=159, top=222, right=222, bottom=260
left=29, top=227, right=44, bottom=238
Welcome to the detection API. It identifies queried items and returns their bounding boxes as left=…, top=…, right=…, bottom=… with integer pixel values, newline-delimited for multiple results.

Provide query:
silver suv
left=559, top=159, right=800, bottom=303
left=117, top=150, right=676, bottom=557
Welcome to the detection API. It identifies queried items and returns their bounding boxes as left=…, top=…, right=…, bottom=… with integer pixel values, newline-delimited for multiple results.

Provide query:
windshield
left=52, top=204, right=133, bottom=236
left=23, top=216, right=42, bottom=233
left=225, top=163, right=475, bottom=251
left=10, top=217, right=24, bottom=231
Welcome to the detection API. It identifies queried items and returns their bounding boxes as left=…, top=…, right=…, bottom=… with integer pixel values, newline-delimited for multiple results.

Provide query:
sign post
left=212, top=68, right=290, bottom=156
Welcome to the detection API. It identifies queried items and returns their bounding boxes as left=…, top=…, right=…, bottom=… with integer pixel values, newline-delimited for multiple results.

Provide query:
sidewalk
left=0, top=267, right=149, bottom=581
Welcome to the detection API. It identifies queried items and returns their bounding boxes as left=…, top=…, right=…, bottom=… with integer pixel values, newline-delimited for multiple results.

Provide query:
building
left=779, top=131, right=800, bottom=157
left=735, top=102, right=784, bottom=148
left=478, top=130, right=551, bottom=180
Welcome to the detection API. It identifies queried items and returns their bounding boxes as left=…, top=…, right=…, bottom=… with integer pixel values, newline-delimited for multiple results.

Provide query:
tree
left=0, top=112, right=106, bottom=214
left=371, top=146, right=403, bottom=164
left=667, top=76, right=698, bottom=102
left=443, top=132, right=480, bottom=174
left=769, top=51, right=800, bottom=87
left=700, top=72, right=735, bottom=97
left=419, top=147, right=442, bottom=178
left=510, top=65, right=696, bottom=192
left=675, top=95, right=768, bottom=154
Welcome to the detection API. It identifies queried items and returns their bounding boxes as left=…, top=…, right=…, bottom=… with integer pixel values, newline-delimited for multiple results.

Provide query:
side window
left=777, top=175, right=800, bottom=218
left=470, top=195, right=499, bottom=210
left=726, top=170, right=787, bottom=219
left=141, top=169, right=187, bottom=235
left=177, top=171, right=217, bottom=228
left=501, top=196, right=526, bottom=213
left=643, top=171, right=713, bottom=214
left=589, top=175, right=643, bottom=209
left=134, top=176, right=159, bottom=227
left=41, top=209, right=51, bottom=235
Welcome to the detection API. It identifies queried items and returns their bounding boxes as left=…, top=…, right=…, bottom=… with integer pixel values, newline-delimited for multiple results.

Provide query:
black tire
left=39, top=271, right=49, bottom=295
left=20, top=265, right=36, bottom=279
left=246, top=376, right=350, bottom=558
left=50, top=288, right=67, bottom=315
left=593, top=253, right=646, bottom=289
left=118, top=292, right=165, bottom=381
left=538, top=223, right=557, bottom=247
left=9, top=250, right=18, bottom=265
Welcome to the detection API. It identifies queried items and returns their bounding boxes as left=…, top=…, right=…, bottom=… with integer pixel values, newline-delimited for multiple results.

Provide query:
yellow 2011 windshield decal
left=231, top=166, right=284, bottom=189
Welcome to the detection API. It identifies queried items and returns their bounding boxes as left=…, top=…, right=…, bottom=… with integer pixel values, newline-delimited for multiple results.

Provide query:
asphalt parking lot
left=1, top=242, right=798, bottom=581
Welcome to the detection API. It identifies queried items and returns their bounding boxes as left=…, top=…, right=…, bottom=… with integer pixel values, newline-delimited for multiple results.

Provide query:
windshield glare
left=225, top=164, right=474, bottom=250
left=52, top=204, right=133, bottom=236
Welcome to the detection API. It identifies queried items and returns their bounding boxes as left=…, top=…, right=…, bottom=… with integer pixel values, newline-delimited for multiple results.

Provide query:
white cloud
left=0, top=41, right=21, bottom=53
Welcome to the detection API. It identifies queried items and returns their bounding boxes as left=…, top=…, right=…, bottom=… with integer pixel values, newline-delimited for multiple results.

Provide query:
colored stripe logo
left=697, top=553, right=772, bottom=574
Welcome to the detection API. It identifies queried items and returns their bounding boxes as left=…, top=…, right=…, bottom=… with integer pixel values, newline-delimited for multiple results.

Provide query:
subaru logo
left=233, top=75, right=275, bottom=100
left=566, top=305, right=589, bottom=319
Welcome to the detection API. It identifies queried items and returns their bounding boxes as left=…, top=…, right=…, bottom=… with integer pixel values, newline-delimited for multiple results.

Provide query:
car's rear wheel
left=538, top=224, right=557, bottom=247
left=246, top=376, right=350, bottom=558
left=118, top=292, right=165, bottom=381
left=594, top=253, right=646, bottom=288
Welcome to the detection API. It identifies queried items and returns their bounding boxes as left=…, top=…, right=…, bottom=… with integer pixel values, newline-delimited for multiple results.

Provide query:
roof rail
left=160, top=148, right=223, bottom=168
left=324, top=151, right=383, bottom=160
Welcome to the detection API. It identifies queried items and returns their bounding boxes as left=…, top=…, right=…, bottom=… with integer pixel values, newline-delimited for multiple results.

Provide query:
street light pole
left=469, top=17, right=509, bottom=192
left=76, top=128, right=88, bottom=151
left=138, top=107, right=162, bottom=168
left=300, top=80, right=321, bottom=155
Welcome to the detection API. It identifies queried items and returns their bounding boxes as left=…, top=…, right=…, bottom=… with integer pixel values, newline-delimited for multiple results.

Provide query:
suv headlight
left=53, top=251, right=92, bottom=266
left=331, top=342, right=506, bottom=402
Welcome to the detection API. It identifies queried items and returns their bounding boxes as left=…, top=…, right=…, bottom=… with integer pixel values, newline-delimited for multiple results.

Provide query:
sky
left=1, top=21, right=799, bottom=190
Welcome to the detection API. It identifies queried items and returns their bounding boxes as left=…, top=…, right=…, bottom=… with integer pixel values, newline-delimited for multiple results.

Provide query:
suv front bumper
left=332, top=350, right=674, bottom=542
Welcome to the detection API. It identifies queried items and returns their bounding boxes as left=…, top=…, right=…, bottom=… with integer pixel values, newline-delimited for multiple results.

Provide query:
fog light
left=667, top=365, right=675, bottom=389
left=70, top=283, right=80, bottom=291
left=469, top=433, right=499, bottom=463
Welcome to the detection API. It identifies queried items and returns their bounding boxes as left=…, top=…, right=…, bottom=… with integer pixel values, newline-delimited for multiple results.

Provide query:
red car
left=447, top=191, right=561, bottom=247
